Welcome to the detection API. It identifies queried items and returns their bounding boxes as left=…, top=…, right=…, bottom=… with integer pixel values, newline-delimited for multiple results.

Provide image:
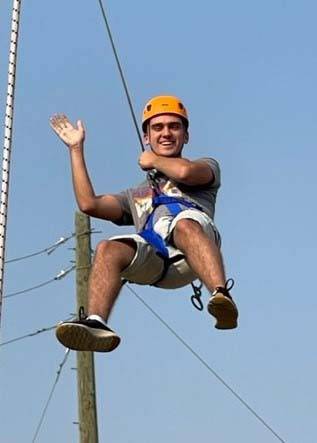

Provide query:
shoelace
left=78, top=306, right=87, bottom=321
left=212, top=278, right=235, bottom=298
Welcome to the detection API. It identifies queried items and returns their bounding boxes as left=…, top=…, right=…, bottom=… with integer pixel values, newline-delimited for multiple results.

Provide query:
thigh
left=169, top=209, right=221, bottom=247
left=155, top=210, right=221, bottom=289
left=109, top=234, right=165, bottom=285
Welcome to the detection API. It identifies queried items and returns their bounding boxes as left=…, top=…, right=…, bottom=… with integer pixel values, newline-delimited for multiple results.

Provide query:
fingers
left=49, top=114, right=72, bottom=132
left=77, top=120, right=85, bottom=132
left=50, top=113, right=85, bottom=148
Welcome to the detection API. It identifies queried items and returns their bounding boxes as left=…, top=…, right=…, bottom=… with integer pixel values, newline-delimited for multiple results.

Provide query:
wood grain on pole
left=75, top=211, right=99, bottom=443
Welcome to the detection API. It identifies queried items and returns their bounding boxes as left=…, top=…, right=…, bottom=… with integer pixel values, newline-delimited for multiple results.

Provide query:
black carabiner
left=190, top=282, right=204, bottom=311
left=191, top=294, right=204, bottom=311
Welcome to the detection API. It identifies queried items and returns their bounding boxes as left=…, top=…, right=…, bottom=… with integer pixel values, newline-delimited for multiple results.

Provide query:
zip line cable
left=31, top=348, right=71, bottom=443
left=96, top=4, right=285, bottom=440
left=97, top=0, right=145, bottom=152
left=126, top=284, right=286, bottom=443
left=0, top=316, right=73, bottom=347
left=4, top=265, right=75, bottom=299
left=0, top=0, right=23, bottom=329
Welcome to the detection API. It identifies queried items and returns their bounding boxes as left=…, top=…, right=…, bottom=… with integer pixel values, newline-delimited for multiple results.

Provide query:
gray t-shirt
left=114, top=157, right=221, bottom=231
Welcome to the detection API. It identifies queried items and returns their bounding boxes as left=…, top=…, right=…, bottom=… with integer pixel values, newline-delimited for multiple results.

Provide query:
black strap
left=152, top=254, right=184, bottom=286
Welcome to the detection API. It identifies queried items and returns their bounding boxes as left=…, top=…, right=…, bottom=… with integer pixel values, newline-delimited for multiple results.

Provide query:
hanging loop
left=190, top=281, right=204, bottom=311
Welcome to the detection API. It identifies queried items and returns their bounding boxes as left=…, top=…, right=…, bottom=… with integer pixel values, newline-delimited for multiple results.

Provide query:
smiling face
left=143, top=114, right=189, bottom=157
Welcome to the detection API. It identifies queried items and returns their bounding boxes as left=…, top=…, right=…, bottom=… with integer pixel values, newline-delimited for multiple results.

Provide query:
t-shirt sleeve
left=112, top=191, right=134, bottom=226
left=199, top=157, right=221, bottom=188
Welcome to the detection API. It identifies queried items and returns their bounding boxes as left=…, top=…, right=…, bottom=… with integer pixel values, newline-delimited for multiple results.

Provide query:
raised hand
left=50, top=114, right=85, bottom=148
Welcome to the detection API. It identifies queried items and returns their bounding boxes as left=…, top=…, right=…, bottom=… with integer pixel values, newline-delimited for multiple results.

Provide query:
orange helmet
left=142, top=95, right=189, bottom=132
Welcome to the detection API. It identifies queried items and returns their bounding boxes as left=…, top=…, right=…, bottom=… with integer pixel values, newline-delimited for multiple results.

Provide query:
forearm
left=69, top=143, right=96, bottom=211
left=50, top=115, right=121, bottom=217
left=151, top=155, right=214, bottom=186
left=152, top=156, right=192, bottom=183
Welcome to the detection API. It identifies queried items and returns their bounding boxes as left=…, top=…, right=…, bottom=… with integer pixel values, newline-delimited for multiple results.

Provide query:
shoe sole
left=55, top=323, right=121, bottom=352
left=207, top=295, right=238, bottom=330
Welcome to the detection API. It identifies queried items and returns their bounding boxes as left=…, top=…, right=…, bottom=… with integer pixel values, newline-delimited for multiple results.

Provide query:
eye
left=151, top=124, right=163, bottom=131
left=169, top=123, right=182, bottom=130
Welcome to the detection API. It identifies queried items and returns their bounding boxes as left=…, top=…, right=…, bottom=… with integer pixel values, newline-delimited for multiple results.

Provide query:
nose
left=162, top=125, right=172, bottom=137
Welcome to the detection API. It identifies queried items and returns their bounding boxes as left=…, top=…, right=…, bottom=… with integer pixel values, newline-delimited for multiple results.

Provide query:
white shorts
left=109, top=209, right=221, bottom=290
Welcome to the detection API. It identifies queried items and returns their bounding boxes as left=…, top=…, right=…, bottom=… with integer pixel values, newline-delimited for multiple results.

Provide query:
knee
left=94, top=239, right=112, bottom=257
left=174, top=218, right=201, bottom=239
left=94, top=239, right=136, bottom=266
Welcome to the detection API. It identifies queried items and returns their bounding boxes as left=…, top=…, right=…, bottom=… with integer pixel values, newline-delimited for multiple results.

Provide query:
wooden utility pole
left=75, top=211, right=99, bottom=443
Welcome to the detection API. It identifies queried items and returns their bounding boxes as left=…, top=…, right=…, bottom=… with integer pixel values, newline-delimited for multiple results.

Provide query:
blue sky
left=1, top=0, right=317, bottom=442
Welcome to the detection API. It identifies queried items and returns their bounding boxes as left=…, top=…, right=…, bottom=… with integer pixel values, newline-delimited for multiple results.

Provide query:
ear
left=143, top=132, right=150, bottom=145
left=184, top=131, right=189, bottom=144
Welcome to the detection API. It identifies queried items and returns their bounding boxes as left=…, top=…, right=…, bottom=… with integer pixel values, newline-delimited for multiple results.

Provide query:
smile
left=160, top=141, right=175, bottom=146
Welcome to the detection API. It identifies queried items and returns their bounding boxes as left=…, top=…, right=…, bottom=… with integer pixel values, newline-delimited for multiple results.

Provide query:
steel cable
left=0, top=316, right=73, bottom=347
left=95, top=4, right=286, bottom=442
left=31, top=349, right=71, bottom=442
left=126, top=284, right=286, bottom=443
left=97, top=0, right=144, bottom=151
left=4, top=265, right=75, bottom=299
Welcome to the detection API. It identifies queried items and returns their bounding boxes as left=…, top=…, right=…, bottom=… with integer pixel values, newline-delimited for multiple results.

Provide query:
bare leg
left=173, top=218, right=238, bottom=329
left=55, top=238, right=136, bottom=352
left=173, top=218, right=226, bottom=293
left=88, top=239, right=136, bottom=321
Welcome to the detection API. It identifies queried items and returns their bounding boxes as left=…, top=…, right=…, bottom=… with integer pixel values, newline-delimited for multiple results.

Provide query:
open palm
left=50, top=114, right=85, bottom=147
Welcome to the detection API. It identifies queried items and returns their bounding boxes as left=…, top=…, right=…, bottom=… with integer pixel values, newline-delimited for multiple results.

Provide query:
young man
left=50, top=95, right=239, bottom=353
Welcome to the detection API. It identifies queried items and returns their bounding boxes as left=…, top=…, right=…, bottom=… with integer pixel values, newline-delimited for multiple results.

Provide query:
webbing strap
left=138, top=195, right=202, bottom=258
left=139, top=200, right=183, bottom=258
left=139, top=228, right=169, bottom=258
left=152, top=194, right=202, bottom=211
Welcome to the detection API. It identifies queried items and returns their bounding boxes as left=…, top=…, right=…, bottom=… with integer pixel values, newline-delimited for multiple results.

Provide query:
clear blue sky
left=1, top=0, right=317, bottom=442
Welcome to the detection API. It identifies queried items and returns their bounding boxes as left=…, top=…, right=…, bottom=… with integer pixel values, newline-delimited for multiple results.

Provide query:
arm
left=50, top=114, right=124, bottom=221
left=138, top=151, right=214, bottom=186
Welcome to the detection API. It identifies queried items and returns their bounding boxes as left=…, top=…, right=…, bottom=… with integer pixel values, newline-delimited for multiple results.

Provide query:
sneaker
left=207, top=279, right=238, bottom=330
left=56, top=307, right=121, bottom=352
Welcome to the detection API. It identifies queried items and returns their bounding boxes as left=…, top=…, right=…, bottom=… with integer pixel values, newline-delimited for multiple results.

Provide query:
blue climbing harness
left=138, top=192, right=205, bottom=310
left=138, top=193, right=202, bottom=259
left=137, top=177, right=205, bottom=311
